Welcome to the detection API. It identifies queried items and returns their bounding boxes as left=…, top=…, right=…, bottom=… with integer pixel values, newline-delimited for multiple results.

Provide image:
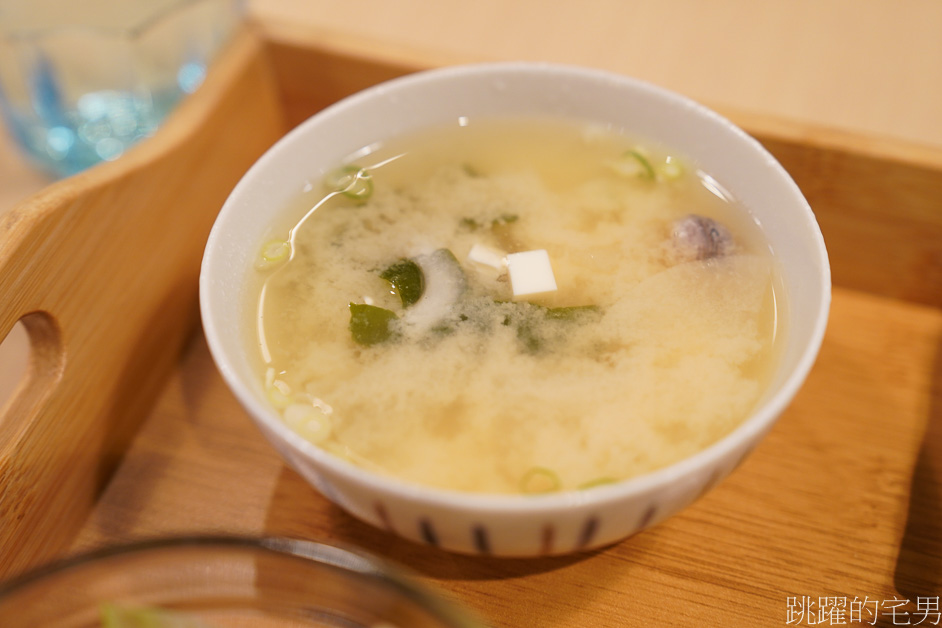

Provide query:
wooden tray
left=1, top=19, right=940, bottom=626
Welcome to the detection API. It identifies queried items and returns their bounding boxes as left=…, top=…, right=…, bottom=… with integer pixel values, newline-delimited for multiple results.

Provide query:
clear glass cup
left=0, top=536, right=486, bottom=627
left=0, top=0, right=243, bottom=177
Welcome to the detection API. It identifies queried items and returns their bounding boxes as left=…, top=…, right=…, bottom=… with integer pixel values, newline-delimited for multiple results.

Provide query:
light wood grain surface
left=3, top=0, right=942, bottom=210
left=3, top=0, right=941, bottom=392
left=1, top=3, right=941, bottom=627
left=71, top=287, right=942, bottom=626
left=0, top=29, right=285, bottom=578
left=247, top=0, right=942, bottom=150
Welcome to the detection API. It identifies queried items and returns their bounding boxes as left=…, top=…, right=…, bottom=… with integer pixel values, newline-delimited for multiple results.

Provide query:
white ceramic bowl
left=200, top=62, right=830, bottom=557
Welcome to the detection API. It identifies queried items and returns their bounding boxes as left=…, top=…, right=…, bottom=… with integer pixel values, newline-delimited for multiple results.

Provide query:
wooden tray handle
left=0, top=24, right=285, bottom=579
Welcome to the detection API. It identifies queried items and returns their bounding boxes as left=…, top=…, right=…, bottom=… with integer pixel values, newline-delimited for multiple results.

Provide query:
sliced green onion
left=520, top=466, right=562, bottom=494
left=608, top=147, right=657, bottom=181
left=626, top=148, right=656, bottom=181
left=660, top=156, right=684, bottom=181
left=100, top=602, right=211, bottom=628
left=579, top=477, right=618, bottom=490
left=266, top=378, right=293, bottom=409
left=283, top=403, right=332, bottom=444
left=325, top=165, right=374, bottom=202
left=349, top=303, right=398, bottom=345
left=380, top=259, right=425, bottom=307
left=256, top=239, right=290, bottom=269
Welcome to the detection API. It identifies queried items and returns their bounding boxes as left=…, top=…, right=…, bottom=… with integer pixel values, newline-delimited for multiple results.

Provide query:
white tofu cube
left=467, top=243, right=507, bottom=270
left=507, top=249, right=557, bottom=298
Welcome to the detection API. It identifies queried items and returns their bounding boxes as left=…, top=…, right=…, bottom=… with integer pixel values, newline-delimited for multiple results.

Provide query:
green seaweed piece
left=380, top=259, right=425, bottom=307
left=459, top=217, right=482, bottom=231
left=459, top=213, right=518, bottom=232
left=514, top=323, right=543, bottom=354
left=349, top=303, right=399, bottom=346
left=545, top=305, right=602, bottom=321
left=462, top=163, right=482, bottom=178
left=493, top=213, right=518, bottom=226
left=503, top=303, right=602, bottom=353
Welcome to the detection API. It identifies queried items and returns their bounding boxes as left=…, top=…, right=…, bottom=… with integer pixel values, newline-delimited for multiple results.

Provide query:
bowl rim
left=200, top=60, right=832, bottom=514
left=0, top=535, right=484, bottom=626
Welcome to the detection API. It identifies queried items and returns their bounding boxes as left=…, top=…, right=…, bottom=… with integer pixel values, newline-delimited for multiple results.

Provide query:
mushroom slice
left=669, top=214, right=736, bottom=263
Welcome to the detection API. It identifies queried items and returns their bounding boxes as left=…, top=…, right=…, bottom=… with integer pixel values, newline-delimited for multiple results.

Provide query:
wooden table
left=1, top=4, right=941, bottom=626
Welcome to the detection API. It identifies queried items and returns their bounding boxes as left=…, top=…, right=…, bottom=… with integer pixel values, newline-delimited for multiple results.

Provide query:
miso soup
left=250, top=117, right=784, bottom=494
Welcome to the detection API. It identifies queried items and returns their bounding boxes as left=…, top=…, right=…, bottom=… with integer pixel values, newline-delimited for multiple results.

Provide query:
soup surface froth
left=251, top=117, right=783, bottom=494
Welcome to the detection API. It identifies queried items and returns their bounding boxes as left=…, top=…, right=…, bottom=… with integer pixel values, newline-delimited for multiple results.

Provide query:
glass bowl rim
left=0, top=534, right=484, bottom=628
